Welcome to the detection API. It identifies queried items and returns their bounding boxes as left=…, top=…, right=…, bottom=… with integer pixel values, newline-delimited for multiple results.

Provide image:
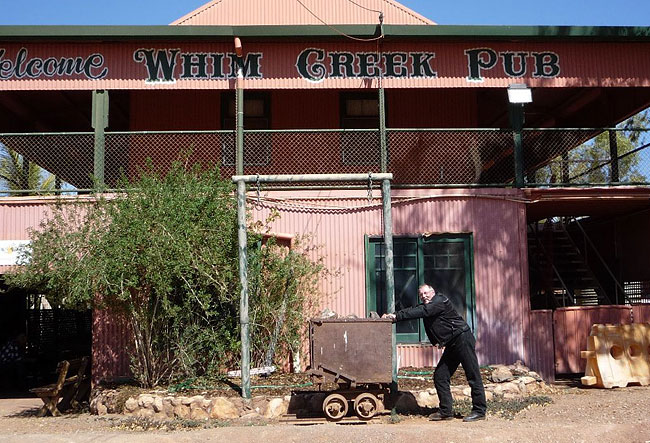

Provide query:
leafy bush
left=7, top=161, right=324, bottom=387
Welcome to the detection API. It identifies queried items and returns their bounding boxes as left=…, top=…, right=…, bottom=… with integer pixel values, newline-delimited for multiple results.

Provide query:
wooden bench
left=30, top=356, right=90, bottom=417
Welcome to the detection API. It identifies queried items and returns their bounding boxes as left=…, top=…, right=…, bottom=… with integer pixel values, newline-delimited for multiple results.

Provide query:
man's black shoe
left=462, top=412, right=486, bottom=422
left=428, top=412, right=453, bottom=421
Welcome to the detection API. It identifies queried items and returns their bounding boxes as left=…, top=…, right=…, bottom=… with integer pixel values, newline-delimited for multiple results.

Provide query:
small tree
left=246, top=223, right=325, bottom=369
left=0, top=145, right=55, bottom=194
left=7, top=161, right=324, bottom=387
left=534, top=111, right=649, bottom=184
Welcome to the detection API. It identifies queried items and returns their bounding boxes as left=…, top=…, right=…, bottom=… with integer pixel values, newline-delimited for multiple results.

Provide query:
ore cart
left=307, top=318, right=393, bottom=421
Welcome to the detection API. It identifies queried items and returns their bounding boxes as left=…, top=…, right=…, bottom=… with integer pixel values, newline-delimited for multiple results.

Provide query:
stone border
left=91, top=363, right=552, bottom=420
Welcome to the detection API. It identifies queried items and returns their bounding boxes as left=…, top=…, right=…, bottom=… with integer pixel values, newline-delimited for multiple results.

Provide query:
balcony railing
left=1, top=128, right=649, bottom=194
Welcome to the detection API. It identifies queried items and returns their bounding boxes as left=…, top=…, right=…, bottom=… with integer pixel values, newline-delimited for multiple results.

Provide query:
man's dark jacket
left=395, top=295, right=470, bottom=347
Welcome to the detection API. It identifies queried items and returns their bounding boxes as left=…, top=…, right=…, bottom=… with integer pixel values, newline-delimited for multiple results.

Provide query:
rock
left=513, top=360, right=530, bottom=372
left=251, top=396, right=268, bottom=414
left=485, top=391, right=494, bottom=401
left=96, top=402, right=108, bottom=415
left=173, top=404, right=190, bottom=419
left=501, top=382, right=521, bottom=395
left=240, top=411, right=261, bottom=420
left=415, top=391, right=439, bottom=409
left=518, top=381, right=528, bottom=395
left=528, top=371, right=543, bottom=381
left=210, top=397, right=239, bottom=419
left=265, top=398, right=288, bottom=418
left=171, top=397, right=183, bottom=406
left=318, top=308, right=338, bottom=319
left=190, top=405, right=209, bottom=420
left=489, top=366, right=514, bottom=383
left=124, top=398, right=138, bottom=412
left=153, top=396, right=164, bottom=413
left=519, top=376, right=537, bottom=385
left=137, top=408, right=154, bottom=418
left=183, top=395, right=204, bottom=406
left=163, top=401, right=175, bottom=418
left=89, top=397, right=100, bottom=415
left=138, top=395, right=154, bottom=409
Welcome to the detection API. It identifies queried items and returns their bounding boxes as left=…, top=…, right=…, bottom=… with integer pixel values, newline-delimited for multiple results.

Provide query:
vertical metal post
left=236, top=179, right=251, bottom=399
left=235, top=38, right=244, bottom=176
left=381, top=179, right=396, bottom=392
left=379, top=87, right=388, bottom=173
left=509, top=103, right=525, bottom=188
left=92, top=90, right=109, bottom=188
left=609, top=130, right=619, bottom=183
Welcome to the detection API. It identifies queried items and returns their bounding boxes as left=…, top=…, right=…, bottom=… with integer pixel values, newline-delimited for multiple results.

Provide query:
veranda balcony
left=1, top=127, right=649, bottom=194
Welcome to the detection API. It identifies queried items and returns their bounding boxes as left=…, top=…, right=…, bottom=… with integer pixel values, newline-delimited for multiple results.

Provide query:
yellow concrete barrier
left=580, top=323, right=650, bottom=388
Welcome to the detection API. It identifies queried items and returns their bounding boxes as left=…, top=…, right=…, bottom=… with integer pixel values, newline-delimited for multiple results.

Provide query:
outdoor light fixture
left=507, top=83, right=533, bottom=104
left=507, top=83, right=532, bottom=188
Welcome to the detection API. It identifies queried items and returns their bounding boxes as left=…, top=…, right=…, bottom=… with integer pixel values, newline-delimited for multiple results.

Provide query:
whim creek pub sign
left=0, top=44, right=564, bottom=87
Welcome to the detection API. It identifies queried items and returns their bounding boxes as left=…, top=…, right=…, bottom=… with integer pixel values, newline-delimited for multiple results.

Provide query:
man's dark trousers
left=434, top=330, right=487, bottom=417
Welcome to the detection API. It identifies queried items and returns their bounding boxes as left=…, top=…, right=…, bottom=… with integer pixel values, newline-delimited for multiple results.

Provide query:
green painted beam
left=1, top=25, right=650, bottom=41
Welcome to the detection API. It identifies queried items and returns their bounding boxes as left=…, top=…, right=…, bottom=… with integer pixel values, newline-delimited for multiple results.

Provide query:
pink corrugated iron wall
left=0, top=198, right=55, bottom=273
left=253, top=188, right=531, bottom=369
left=2, top=189, right=533, bottom=377
left=92, top=308, right=132, bottom=384
left=397, top=345, right=442, bottom=369
left=527, top=310, right=555, bottom=382
left=553, top=305, right=633, bottom=374
left=632, top=304, right=650, bottom=323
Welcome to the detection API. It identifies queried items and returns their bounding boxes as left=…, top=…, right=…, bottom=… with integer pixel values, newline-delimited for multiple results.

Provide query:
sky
left=0, top=0, right=649, bottom=26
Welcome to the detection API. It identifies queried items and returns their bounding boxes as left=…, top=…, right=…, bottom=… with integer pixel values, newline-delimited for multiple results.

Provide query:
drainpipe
left=234, top=37, right=251, bottom=400
left=92, top=90, right=109, bottom=189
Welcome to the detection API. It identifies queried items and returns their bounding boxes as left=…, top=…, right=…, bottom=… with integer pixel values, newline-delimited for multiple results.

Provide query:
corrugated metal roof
left=172, top=0, right=435, bottom=26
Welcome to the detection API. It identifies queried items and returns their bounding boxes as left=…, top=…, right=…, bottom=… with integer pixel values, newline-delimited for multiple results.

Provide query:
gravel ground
left=1, top=384, right=649, bottom=443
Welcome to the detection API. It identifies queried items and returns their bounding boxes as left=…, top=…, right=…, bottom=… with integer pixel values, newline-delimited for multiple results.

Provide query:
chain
left=367, top=172, right=373, bottom=203
left=255, top=174, right=261, bottom=207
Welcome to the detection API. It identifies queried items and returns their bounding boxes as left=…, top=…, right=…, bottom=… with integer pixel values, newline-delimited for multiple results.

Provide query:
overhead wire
left=294, top=0, right=384, bottom=42
left=344, top=0, right=382, bottom=14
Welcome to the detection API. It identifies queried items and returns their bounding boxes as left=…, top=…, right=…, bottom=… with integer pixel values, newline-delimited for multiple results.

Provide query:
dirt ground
left=1, top=382, right=649, bottom=443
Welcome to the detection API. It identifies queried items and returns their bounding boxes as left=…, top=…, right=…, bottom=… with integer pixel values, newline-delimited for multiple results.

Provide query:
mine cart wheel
left=323, top=393, right=348, bottom=421
left=353, top=393, right=380, bottom=420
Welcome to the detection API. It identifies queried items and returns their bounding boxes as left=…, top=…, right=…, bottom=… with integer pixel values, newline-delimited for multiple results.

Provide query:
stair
left=528, top=220, right=611, bottom=308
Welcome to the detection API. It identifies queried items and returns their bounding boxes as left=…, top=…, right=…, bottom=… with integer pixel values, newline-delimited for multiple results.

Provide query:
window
left=340, top=93, right=382, bottom=166
left=365, top=234, right=475, bottom=343
left=341, top=94, right=379, bottom=129
left=221, top=92, right=271, bottom=166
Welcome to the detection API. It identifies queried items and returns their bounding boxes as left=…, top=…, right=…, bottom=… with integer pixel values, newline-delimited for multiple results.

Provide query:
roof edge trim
left=1, top=25, right=650, bottom=41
